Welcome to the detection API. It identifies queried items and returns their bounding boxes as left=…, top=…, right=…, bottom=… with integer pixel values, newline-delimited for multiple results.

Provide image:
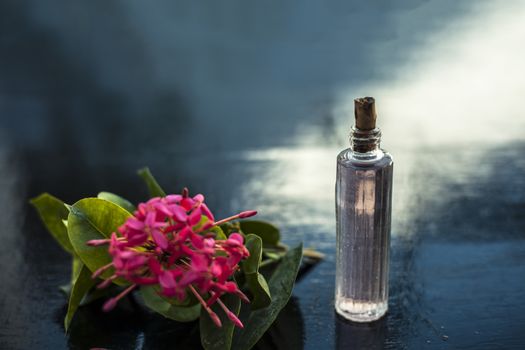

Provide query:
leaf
left=67, top=198, right=131, bottom=284
left=243, top=234, right=271, bottom=310
left=59, top=283, right=72, bottom=297
left=251, top=297, right=304, bottom=350
left=232, top=243, right=303, bottom=350
left=97, top=192, right=135, bottom=214
left=243, top=235, right=263, bottom=275
left=197, top=216, right=227, bottom=240
left=209, top=224, right=227, bottom=240
left=30, top=193, right=74, bottom=254
left=263, top=252, right=281, bottom=260
left=245, top=274, right=271, bottom=310
left=60, top=256, right=93, bottom=299
left=219, top=222, right=242, bottom=236
left=71, top=256, right=83, bottom=282
left=200, top=293, right=241, bottom=350
left=140, top=286, right=201, bottom=322
left=137, top=167, right=166, bottom=197
left=65, top=263, right=96, bottom=331
left=147, top=285, right=199, bottom=308
left=239, top=221, right=280, bottom=247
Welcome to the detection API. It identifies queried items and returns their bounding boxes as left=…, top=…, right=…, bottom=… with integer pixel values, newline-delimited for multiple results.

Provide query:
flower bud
left=87, top=239, right=110, bottom=246
left=226, top=311, right=244, bottom=328
left=102, top=298, right=118, bottom=312
left=209, top=311, right=222, bottom=328
left=238, top=210, right=257, bottom=219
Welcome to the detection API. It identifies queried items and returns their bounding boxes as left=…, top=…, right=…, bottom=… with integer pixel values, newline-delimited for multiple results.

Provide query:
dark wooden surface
left=1, top=1, right=525, bottom=349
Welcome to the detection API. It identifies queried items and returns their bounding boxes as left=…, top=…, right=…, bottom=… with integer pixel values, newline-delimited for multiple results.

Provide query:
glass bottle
left=335, top=97, right=393, bottom=322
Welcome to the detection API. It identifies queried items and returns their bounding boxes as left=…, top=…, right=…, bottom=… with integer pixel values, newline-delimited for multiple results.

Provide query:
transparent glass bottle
left=335, top=97, right=393, bottom=322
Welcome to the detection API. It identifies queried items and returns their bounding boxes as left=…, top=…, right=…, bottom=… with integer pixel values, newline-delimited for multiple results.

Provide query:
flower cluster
left=87, top=189, right=256, bottom=328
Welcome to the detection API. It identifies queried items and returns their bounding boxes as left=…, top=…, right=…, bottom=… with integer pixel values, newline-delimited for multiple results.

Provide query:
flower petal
left=181, top=197, right=194, bottom=211
left=165, top=194, right=182, bottom=203
left=171, top=205, right=188, bottom=222
left=228, top=233, right=244, bottom=245
left=188, top=207, right=202, bottom=226
left=148, top=258, right=162, bottom=275
left=159, top=271, right=177, bottom=289
left=126, top=218, right=144, bottom=230
left=200, top=204, right=215, bottom=222
left=152, top=229, right=168, bottom=250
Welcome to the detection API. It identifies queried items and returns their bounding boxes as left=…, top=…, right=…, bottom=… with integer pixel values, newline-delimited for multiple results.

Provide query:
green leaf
left=30, top=193, right=74, bottom=254
left=59, top=283, right=72, bottom=297
left=263, top=252, right=281, bottom=260
left=219, top=222, right=242, bottom=236
left=146, top=285, right=199, bottom=308
left=137, top=167, right=166, bottom=197
left=97, top=192, right=135, bottom=214
left=232, top=243, right=303, bottom=350
left=65, top=263, right=96, bottom=331
left=59, top=281, right=121, bottom=307
left=200, top=293, right=241, bottom=350
left=245, top=273, right=271, bottom=310
left=72, top=256, right=83, bottom=282
left=243, top=234, right=271, bottom=310
left=60, top=256, right=86, bottom=297
left=67, top=198, right=131, bottom=284
left=243, top=235, right=263, bottom=275
left=251, top=297, right=304, bottom=350
left=196, top=216, right=227, bottom=240
left=140, top=286, right=201, bottom=322
left=239, top=221, right=280, bottom=247
left=209, top=224, right=227, bottom=240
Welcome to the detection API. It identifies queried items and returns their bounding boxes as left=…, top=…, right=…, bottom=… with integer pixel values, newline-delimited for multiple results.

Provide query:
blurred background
left=1, top=0, right=524, bottom=349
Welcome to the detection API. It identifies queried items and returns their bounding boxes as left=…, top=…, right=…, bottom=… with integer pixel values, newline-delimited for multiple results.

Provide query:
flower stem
left=213, top=210, right=257, bottom=226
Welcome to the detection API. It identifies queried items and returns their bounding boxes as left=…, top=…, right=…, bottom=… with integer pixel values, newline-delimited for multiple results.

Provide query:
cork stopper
left=354, top=97, right=377, bottom=130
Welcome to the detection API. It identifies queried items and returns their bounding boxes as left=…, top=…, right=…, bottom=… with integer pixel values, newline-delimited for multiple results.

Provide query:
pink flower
left=87, top=188, right=255, bottom=328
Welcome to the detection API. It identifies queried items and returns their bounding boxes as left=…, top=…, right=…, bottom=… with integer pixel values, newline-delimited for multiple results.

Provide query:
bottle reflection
left=335, top=313, right=387, bottom=350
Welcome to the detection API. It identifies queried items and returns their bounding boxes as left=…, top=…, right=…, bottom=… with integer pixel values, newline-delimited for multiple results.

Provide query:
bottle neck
left=349, top=127, right=383, bottom=161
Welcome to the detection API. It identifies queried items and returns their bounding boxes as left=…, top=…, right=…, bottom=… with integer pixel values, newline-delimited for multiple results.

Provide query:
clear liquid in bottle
left=335, top=97, right=393, bottom=322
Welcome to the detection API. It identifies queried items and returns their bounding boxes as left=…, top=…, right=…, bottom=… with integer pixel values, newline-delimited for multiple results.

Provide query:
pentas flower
left=87, top=188, right=256, bottom=328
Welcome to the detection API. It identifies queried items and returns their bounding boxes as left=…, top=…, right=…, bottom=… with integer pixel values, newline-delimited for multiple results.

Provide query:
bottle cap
left=354, top=97, right=377, bottom=130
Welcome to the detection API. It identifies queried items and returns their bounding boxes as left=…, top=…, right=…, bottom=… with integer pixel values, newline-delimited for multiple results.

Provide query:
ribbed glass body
left=335, top=127, right=393, bottom=322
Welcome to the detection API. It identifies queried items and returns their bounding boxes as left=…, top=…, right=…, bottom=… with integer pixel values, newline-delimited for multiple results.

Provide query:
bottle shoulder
left=337, top=148, right=393, bottom=169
